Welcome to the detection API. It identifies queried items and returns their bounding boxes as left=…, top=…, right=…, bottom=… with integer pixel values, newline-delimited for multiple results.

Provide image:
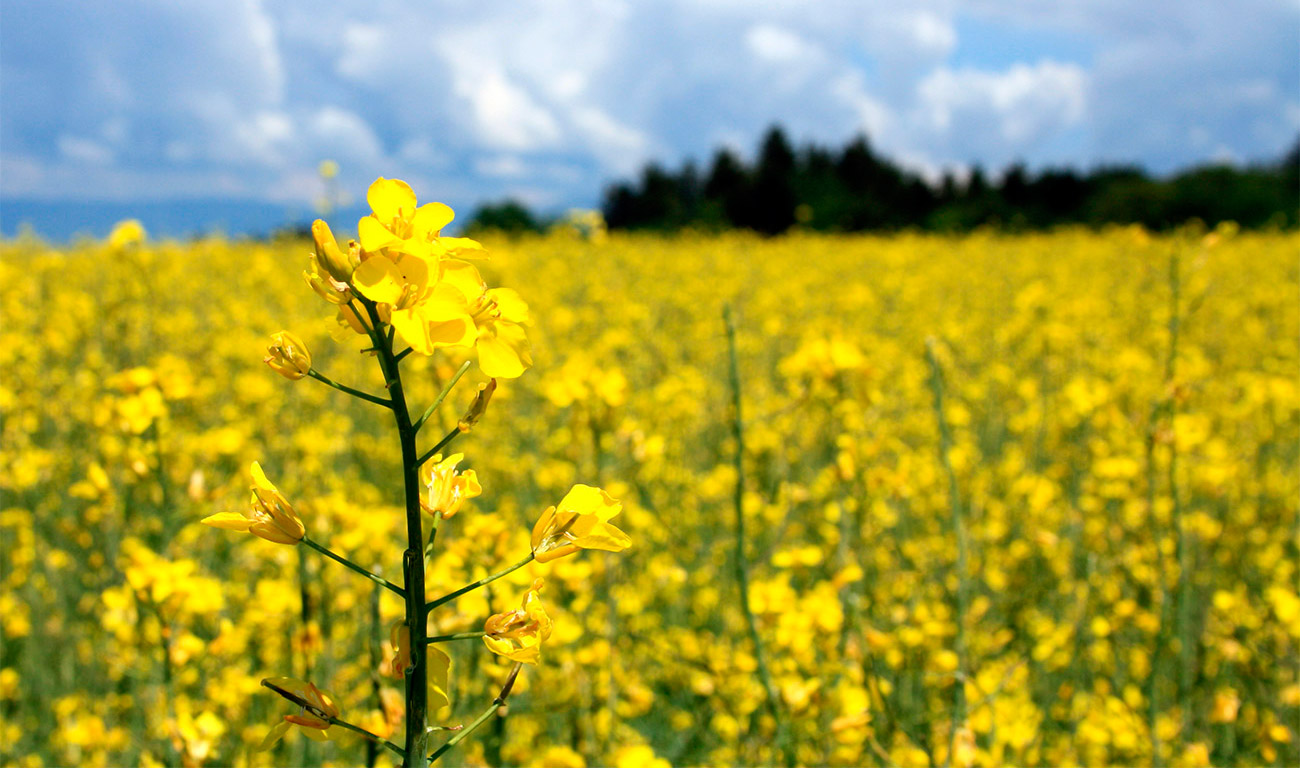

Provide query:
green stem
left=428, top=663, right=522, bottom=764
left=415, top=360, right=473, bottom=433
left=396, top=347, right=414, bottom=363
left=426, top=554, right=535, bottom=612
left=425, top=631, right=486, bottom=645
left=416, top=428, right=462, bottom=468
left=302, top=536, right=405, bottom=598
left=307, top=368, right=392, bottom=408
left=359, top=296, right=430, bottom=767
left=926, top=339, right=969, bottom=768
left=723, top=306, right=793, bottom=768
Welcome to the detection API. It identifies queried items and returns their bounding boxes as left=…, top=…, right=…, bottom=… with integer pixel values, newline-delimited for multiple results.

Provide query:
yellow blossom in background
left=108, top=218, right=146, bottom=248
left=3, top=221, right=1297, bottom=766
left=531, top=484, right=632, bottom=563
left=200, top=462, right=304, bottom=544
left=484, top=578, right=554, bottom=664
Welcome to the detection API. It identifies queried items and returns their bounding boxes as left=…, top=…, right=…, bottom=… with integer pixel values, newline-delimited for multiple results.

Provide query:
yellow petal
left=427, top=316, right=476, bottom=349
left=367, top=177, right=416, bottom=223
left=575, top=522, right=632, bottom=553
left=250, top=461, right=275, bottom=492
left=257, top=721, right=292, bottom=751
left=352, top=256, right=405, bottom=305
left=439, top=260, right=486, bottom=303
left=438, top=236, right=487, bottom=259
left=200, top=512, right=253, bottom=531
left=391, top=308, right=433, bottom=355
left=412, top=201, right=455, bottom=236
left=300, top=724, right=331, bottom=742
left=477, top=323, right=531, bottom=379
left=487, top=288, right=529, bottom=324
left=558, top=484, right=619, bottom=517
left=250, top=519, right=304, bottom=545
left=429, top=646, right=452, bottom=713
left=358, top=216, right=402, bottom=253
left=391, top=252, right=431, bottom=292
left=534, top=543, right=579, bottom=563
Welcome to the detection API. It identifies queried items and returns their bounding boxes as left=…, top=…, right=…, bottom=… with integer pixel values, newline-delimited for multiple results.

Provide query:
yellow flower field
left=1, top=222, right=1297, bottom=767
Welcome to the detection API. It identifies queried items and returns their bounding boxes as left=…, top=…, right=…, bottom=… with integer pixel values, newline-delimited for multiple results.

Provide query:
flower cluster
left=316, top=178, right=532, bottom=378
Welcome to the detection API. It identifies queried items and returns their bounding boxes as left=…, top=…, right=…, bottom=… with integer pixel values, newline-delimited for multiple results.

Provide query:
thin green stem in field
left=415, top=360, right=472, bottom=433
left=723, top=305, right=794, bottom=768
left=306, top=368, right=393, bottom=408
left=428, top=663, right=522, bottom=764
left=425, top=554, right=535, bottom=612
left=1167, top=249, right=1193, bottom=728
left=926, top=338, right=969, bottom=768
left=301, top=536, right=405, bottom=598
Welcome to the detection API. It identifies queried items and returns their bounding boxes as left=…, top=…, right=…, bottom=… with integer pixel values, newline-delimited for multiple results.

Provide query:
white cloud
left=452, top=65, right=563, bottom=152
left=307, top=107, right=384, bottom=163
left=57, top=136, right=114, bottom=165
left=918, top=61, right=1087, bottom=142
left=746, top=24, right=821, bottom=65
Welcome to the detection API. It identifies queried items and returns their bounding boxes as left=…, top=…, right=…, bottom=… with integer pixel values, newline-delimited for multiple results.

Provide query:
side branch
left=415, top=360, right=473, bottom=433
left=426, top=554, right=535, bottom=612
left=307, top=369, right=393, bottom=408
left=427, top=663, right=522, bottom=764
left=261, top=679, right=406, bottom=759
left=302, top=536, right=406, bottom=598
left=416, top=428, right=462, bottom=468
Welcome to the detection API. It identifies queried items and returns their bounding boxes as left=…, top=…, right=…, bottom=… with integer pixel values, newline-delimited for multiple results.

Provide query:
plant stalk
left=723, top=306, right=794, bottom=768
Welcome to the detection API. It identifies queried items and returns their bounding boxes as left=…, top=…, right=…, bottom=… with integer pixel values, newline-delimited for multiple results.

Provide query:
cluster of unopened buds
left=201, top=177, right=631, bottom=766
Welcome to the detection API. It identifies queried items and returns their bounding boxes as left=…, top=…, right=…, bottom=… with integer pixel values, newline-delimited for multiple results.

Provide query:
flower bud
left=265, top=331, right=312, bottom=380
left=458, top=379, right=497, bottom=432
left=312, top=220, right=357, bottom=282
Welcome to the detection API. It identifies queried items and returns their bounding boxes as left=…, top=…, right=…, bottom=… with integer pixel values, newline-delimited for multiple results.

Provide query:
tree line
left=470, top=126, right=1297, bottom=235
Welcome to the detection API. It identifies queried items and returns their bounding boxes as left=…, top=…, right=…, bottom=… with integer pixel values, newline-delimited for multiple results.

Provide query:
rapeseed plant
left=201, top=177, right=630, bottom=766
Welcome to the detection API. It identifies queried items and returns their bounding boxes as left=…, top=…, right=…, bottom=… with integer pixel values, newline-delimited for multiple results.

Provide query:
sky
left=2, top=0, right=1297, bottom=236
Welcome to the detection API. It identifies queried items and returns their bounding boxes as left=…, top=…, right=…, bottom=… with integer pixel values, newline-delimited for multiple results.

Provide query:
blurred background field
left=1, top=224, right=1297, bottom=767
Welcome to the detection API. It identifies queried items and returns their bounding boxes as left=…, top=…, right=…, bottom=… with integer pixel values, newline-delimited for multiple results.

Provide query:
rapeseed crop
left=1, top=200, right=1296, bottom=767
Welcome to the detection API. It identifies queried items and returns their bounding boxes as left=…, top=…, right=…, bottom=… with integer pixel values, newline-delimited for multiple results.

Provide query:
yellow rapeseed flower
left=483, top=578, right=553, bottom=664
left=419, top=453, right=481, bottom=519
left=264, top=331, right=311, bottom=380
left=357, top=177, right=485, bottom=261
left=531, top=484, right=631, bottom=563
left=201, top=462, right=304, bottom=544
